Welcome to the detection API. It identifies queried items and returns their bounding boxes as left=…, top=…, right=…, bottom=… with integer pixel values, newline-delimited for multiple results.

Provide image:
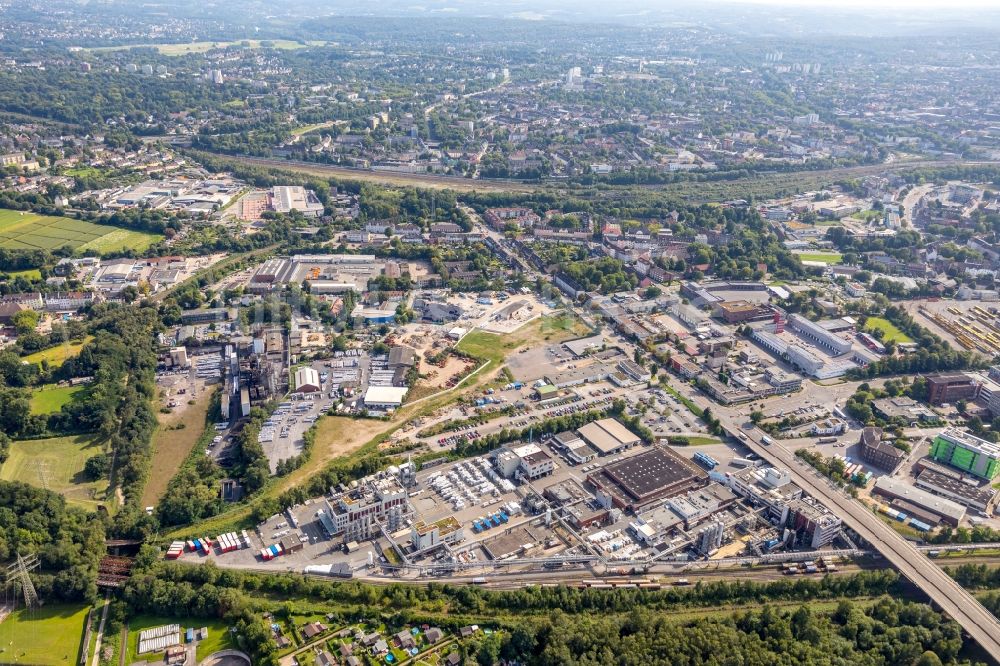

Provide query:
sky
left=714, top=0, right=999, bottom=7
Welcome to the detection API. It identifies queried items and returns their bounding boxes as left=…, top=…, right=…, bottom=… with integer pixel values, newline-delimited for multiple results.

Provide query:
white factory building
left=294, top=367, right=321, bottom=393
left=363, top=386, right=408, bottom=411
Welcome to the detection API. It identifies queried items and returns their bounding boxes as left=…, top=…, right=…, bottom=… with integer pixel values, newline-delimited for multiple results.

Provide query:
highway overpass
left=728, top=425, right=1000, bottom=662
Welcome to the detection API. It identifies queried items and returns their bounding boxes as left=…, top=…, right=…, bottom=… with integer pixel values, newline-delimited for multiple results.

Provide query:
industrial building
left=915, top=469, right=999, bottom=515
left=788, top=498, right=842, bottom=548
left=294, top=367, right=321, bottom=393
left=787, top=314, right=853, bottom=354
left=577, top=418, right=642, bottom=456
left=363, top=386, right=408, bottom=411
left=411, top=517, right=464, bottom=550
left=872, top=477, right=966, bottom=526
left=551, top=431, right=599, bottom=464
left=271, top=185, right=325, bottom=217
left=317, top=474, right=413, bottom=541
left=249, top=254, right=387, bottom=294
left=714, top=300, right=776, bottom=324
left=930, top=428, right=1000, bottom=480
left=495, top=443, right=555, bottom=480
left=726, top=466, right=803, bottom=523
left=587, top=446, right=707, bottom=511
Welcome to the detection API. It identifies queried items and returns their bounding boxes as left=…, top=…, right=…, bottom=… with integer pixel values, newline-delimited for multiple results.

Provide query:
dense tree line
left=0, top=481, right=105, bottom=603
left=848, top=305, right=985, bottom=379
left=118, top=561, right=957, bottom=666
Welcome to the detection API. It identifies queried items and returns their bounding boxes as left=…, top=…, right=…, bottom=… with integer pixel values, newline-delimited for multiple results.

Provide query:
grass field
left=4, top=267, right=41, bottom=279
left=0, top=603, right=88, bottom=665
left=124, top=615, right=234, bottom=664
left=291, top=121, right=337, bottom=136
left=459, top=312, right=591, bottom=366
left=864, top=316, right=914, bottom=344
left=141, top=389, right=213, bottom=507
left=0, top=434, right=108, bottom=510
left=21, top=336, right=91, bottom=367
left=29, top=384, right=87, bottom=414
left=794, top=251, right=844, bottom=265
left=0, top=209, right=160, bottom=253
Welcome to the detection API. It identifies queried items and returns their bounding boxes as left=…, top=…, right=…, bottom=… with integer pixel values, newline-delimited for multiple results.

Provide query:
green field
left=0, top=435, right=108, bottom=509
left=29, top=384, right=88, bottom=414
left=0, top=209, right=160, bottom=253
left=4, top=267, right=41, bottom=279
left=291, top=121, right=337, bottom=136
left=0, top=603, right=89, bottom=665
left=124, top=615, right=234, bottom=664
left=794, top=251, right=844, bottom=265
left=21, top=336, right=91, bottom=367
left=864, top=316, right=914, bottom=344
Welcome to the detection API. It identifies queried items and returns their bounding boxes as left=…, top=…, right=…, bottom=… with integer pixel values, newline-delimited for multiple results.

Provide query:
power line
left=5, top=553, right=40, bottom=610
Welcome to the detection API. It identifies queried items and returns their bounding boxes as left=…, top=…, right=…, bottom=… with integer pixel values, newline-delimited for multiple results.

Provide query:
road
left=90, top=595, right=110, bottom=666
left=901, top=183, right=934, bottom=228
left=711, top=409, right=1000, bottom=661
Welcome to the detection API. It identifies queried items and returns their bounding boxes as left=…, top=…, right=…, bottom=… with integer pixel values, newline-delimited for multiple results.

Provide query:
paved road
left=90, top=596, right=110, bottom=666
left=723, top=420, right=1000, bottom=661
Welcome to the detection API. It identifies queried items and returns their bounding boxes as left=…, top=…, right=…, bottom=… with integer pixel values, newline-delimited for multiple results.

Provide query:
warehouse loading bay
left=174, top=424, right=862, bottom=581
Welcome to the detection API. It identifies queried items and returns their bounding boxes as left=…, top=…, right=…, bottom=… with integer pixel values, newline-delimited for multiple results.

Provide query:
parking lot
left=258, top=392, right=333, bottom=471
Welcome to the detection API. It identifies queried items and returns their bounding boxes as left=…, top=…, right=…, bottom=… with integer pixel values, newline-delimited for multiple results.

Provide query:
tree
left=10, top=309, right=40, bottom=335
left=84, top=453, right=110, bottom=480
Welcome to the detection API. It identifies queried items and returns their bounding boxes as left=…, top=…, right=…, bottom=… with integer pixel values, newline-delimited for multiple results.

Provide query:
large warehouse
left=363, top=386, right=408, bottom=411
left=587, top=447, right=708, bottom=511
left=577, top=418, right=641, bottom=456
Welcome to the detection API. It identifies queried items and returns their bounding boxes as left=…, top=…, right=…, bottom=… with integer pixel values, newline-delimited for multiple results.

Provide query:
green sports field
left=0, top=603, right=89, bottom=665
left=0, top=209, right=160, bottom=253
left=794, top=251, right=844, bottom=265
left=0, top=434, right=108, bottom=510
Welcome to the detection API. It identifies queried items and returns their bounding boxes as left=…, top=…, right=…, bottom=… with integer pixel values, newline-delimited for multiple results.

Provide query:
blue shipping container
left=186, top=628, right=194, bottom=643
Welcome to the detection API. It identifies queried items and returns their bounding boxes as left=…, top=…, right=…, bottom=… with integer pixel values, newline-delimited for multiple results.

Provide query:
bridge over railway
left=723, top=424, right=1000, bottom=663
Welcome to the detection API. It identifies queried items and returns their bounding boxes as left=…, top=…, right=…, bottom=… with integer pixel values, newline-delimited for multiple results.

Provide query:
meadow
left=0, top=209, right=160, bottom=253
left=864, top=316, right=914, bottom=343
left=20, top=336, right=92, bottom=368
left=0, top=434, right=108, bottom=510
left=0, top=603, right=88, bottom=665
left=29, top=383, right=88, bottom=414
